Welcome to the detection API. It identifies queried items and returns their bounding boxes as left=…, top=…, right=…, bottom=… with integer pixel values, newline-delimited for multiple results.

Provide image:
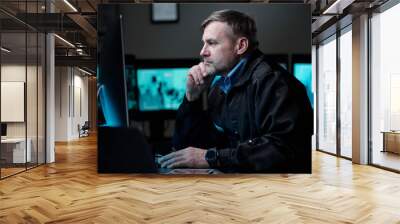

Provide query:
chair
left=79, top=121, right=90, bottom=138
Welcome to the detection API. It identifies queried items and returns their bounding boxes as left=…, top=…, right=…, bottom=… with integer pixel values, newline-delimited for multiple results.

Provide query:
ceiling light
left=323, top=0, right=342, bottom=14
left=63, top=0, right=78, bottom=12
left=1, top=47, right=11, bottom=53
left=54, top=34, right=75, bottom=48
left=78, top=67, right=93, bottom=76
left=322, top=0, right=354, bottom=15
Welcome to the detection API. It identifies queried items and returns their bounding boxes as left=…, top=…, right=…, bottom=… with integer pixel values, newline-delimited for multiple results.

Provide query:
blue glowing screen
left=125, top=65, right=138, bottom=111
left=137, top=68, right=188, bottom=111
left=293, top=63, right=313, bottom=108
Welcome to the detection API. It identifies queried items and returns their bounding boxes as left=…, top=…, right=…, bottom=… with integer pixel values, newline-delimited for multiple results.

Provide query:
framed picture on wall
left=151, top=3, right=179, bottom=23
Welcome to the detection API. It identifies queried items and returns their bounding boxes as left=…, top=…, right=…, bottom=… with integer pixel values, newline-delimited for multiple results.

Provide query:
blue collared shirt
left=211, top=57, right=248, bottom=133
left=211, top=57, right=248, bottom=94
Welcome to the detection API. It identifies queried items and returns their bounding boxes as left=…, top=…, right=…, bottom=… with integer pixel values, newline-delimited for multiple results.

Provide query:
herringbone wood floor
left=1, top=135, right=400, bottom=223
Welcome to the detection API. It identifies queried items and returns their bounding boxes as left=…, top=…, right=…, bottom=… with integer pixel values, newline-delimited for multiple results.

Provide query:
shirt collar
left=211, top=56, right=249, bottom=94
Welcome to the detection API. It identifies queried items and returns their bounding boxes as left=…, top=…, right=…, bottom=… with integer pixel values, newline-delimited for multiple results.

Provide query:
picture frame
left=151, top=3, right=179, bottom=23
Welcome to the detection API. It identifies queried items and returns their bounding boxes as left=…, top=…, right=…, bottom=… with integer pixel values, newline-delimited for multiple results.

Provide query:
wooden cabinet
left=382, top=131, right=400, bottom=154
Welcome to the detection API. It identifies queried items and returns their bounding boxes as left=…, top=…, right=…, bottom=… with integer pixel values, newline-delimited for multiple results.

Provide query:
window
left=0, top=1, right=46, bottom=179
left=339, top=28, right=352, bottom=158
left=317, top=35, right=337, bottom=154
left=370, top=3, right=400, bottom=171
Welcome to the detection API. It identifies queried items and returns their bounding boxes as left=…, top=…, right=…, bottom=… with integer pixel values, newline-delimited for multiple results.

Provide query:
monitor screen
left=137, top=68, right=188, bottom=111
left=125, top=64, right=138, bottom=111
left=293, top=63, right=313, bottom=107
left=97, top=5, right=129, bottom=127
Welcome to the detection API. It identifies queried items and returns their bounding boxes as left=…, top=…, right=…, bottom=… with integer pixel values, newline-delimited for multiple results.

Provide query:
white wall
left=72, top=72, right=89, bottom=138
left=1, top=65, right=26, bottom=142
left=55, top=67, right=89, bottom=141
left=1, top=65, right=26, bottom=81
left=55, top=66, right=69, bottom=141
left=1, top=65, right=34, bottom=137
left=1, top=63, right=46, bottom=164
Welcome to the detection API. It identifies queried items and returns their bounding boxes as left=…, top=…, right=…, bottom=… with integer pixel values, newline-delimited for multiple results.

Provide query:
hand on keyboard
left=154, top=153, right=163, bottom=167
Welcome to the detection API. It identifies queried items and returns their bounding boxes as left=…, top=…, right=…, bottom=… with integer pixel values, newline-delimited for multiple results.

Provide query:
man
left=159, top=9, right=313, bottom=173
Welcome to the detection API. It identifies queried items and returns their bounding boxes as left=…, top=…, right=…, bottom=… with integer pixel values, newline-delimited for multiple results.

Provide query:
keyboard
left=154, top=153, right=163, bottom=167
left=154, top=154, right=174, bottom=174
left=154, top=153, right=222, bottom=174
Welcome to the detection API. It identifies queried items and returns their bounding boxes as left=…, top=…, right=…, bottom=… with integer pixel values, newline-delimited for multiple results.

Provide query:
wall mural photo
left=97, top=3, right=312, bottom=174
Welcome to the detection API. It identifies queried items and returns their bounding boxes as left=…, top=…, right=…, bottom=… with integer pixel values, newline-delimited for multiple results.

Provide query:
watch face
left=206, top=149, right=218, bottom=167
left=206, top=150, right=216, bottom=160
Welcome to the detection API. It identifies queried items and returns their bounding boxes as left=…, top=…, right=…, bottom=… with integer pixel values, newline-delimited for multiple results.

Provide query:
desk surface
left=1, top=138, right=27, bottom=143
left=161, top=168, right=223, bottom=174
left=381, top=131, right=400, bottom=134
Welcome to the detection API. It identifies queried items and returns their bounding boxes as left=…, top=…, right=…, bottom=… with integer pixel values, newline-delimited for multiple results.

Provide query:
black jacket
left=172, top=49, right=313, bottom=173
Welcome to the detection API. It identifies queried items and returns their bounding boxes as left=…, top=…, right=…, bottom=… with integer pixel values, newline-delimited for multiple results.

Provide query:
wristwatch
left=205, top=148, right=219, bottom=168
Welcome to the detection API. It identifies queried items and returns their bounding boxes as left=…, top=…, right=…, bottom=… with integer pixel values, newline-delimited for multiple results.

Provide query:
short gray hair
left=201, top=9, right=259, bottom=50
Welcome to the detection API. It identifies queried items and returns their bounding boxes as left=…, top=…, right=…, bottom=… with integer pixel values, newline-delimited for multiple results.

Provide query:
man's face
left=200, top=21, right=239, bottom=76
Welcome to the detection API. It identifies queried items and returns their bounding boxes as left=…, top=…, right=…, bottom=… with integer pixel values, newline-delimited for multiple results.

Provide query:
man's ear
left=235, top=37, right=249, bottom=55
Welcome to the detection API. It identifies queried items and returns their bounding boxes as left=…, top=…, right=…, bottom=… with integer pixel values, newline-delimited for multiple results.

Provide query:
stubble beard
left=203, top=62, right=217, bottom=76
left=218, top=59, right=239, bottom=77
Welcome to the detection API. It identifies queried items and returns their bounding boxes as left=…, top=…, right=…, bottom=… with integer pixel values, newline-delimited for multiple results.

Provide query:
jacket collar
left=213, top=56, right=248, bottom=94
left=231, top=49, right=265, bottom=89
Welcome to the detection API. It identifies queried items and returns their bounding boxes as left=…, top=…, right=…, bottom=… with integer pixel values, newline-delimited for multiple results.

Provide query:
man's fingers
left=196, top=73, right=205, bottom=85
left=160, top=156, right=178, bottom=168
left=159, top=147, right=208, bottom=169
left=199, top=62, right=208, bottom=77
left=187, top=73, right=195, bottom=86
left=193, top=67, right=204, bottom=85
left=161, top=156, right=186, bottom=168
left=189, top=66, right=203, bottom=85
left=167, top=160, right=187, bottom=169
left=191, top=73, right=199, bottom=85
left=160, top=155, right=176, bottom=168
left=188, top=63, right=212, bottom=87
left=186, top=62, right=212, bottom=101
left=159, top=150, right=186, bottom=168
left=159, top=151, right=177, bottom=163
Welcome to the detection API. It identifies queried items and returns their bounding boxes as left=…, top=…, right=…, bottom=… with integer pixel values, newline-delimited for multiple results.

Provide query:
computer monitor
left=292, top=55, right=313, bottom=108
left=125, top=55, right=138, bottom=112
left=137, top=67, right=188, bottom=111
left=127, top=59, right=198, bottom=121
left=1, top=123, right=7, bottom=137
left=127, top=59, right=197, bottom=141
left=97, top=5, right=129, bottom=127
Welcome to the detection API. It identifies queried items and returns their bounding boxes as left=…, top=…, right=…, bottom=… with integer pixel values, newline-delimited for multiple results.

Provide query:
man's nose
left=200, top=45, right=209, bottom=57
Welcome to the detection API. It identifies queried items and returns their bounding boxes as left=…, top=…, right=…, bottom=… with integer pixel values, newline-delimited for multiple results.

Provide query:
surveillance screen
left=125, top=65, right=138, bottom=111
left=293, top=63, right=313, bottom=107
left=137, top=68, right=189, bottom=111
